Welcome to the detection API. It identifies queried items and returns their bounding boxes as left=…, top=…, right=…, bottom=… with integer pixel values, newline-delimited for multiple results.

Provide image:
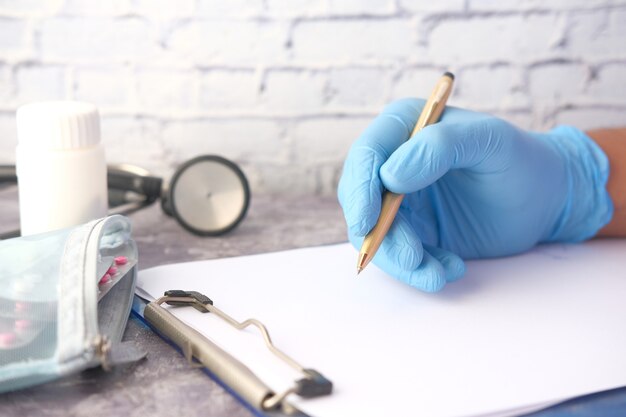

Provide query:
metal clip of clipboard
left=143, top=290, right=333, bottom=414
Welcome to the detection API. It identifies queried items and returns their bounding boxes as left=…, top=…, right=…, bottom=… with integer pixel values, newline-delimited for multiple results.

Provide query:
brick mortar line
left=0, top=105, right=624, bottom=122
left=0, top=109, right=379, bottom=120
left=3, top=59, right=626, bottom=74
left=2, top=4, right=625, bottom=21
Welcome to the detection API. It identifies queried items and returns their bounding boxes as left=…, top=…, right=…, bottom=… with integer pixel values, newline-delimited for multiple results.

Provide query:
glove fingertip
left=348, top=217, right=372, bottom=237
left=446, top=257, right=466, bottom=282
left=399, top=244, right=421, bottom=271
left=377, top=211, right=424, bottom=271
left=408, top=263, right=446, bottom=293
left=379, top=163, right=406, bottom=194
left=423, top=244, right=466, bottom=283
left=412, top=274, right=446, bottom=293
left=347, top=231, right=364, bottom=252
left=380, top=124, right=459, bottom=194
left=342, top=183, right=381, bottom=237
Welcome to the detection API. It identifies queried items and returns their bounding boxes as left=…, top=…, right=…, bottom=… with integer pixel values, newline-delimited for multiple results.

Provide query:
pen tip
left=443, top=71, right=455, bottom=80
left=356, top=252, right=369, bottom=276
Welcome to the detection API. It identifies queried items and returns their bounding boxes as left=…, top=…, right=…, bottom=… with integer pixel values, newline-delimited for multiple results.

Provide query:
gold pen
left=357, top=72, right=455, bottom=274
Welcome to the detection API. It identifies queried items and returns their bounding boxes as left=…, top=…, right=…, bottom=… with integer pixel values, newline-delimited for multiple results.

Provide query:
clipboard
left=134, top=241, right=626, bottom=417
left=132, top=290, right=332, bottom=416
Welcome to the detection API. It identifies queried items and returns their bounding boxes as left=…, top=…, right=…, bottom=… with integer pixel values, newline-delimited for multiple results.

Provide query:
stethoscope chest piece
left=161, top=155, right=250, bottom=236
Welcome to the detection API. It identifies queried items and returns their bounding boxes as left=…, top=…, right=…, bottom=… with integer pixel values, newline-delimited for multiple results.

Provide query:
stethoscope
left=0, top=155, right=250, bottom=240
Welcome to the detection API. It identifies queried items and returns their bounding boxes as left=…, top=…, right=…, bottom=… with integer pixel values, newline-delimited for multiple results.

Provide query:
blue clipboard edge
left=131, top=295, right=309, bottom=417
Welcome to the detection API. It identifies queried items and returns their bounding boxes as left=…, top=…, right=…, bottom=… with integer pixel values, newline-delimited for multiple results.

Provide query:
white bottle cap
left=16, top=101, right=101, bottom=150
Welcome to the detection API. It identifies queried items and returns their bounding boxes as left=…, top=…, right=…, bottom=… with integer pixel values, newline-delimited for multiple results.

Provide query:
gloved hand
left=338, top=98, right=613, bottom=292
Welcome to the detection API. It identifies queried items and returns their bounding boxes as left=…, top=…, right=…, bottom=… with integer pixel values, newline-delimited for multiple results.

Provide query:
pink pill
left=14, top=302, right=28, bottom=313
left=114, top=256, right=128, bottom=266
left=14, top=320, right=31, bottom=332
left=0, top=332, right=16, bottom=348
left=99, top=274, right=112, bottom=284
left=107, top=266, right=118, bottom=275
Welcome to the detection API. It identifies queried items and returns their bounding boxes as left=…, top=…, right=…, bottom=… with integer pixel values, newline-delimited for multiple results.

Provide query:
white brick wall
left=0, top=18, right=32, bottom=61
left=74, top=66, right=134, bottom=108
left=199, top=69, right=260, bottom=110
left=16, top=65, right=67, bottom=102
left=0, top=65, right=12, bottom=101
left=0, top=0, right=625, bottom=195
left=262, top=70, right=327, bottom=113
left=292, top=19, right=416, bottom=64
left=40, top=18, right=159, bottom=63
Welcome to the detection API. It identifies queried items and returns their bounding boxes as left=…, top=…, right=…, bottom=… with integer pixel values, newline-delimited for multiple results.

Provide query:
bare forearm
left=587, top=128, right=626, bottom=237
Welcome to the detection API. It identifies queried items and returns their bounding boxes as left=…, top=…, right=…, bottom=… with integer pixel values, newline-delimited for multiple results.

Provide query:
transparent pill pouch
left=0, top=215, right=142, bottom=393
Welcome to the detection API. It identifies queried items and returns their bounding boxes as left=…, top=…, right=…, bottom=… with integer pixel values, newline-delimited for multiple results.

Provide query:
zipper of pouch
left=83, top=217, right=108, bottom=367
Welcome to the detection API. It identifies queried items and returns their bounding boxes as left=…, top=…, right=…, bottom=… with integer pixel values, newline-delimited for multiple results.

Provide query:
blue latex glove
left=338, top=98, right=613, bottom=292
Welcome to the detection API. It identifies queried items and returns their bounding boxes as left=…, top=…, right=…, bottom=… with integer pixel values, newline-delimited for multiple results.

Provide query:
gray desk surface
left=0, top=187, right=625, bottom=417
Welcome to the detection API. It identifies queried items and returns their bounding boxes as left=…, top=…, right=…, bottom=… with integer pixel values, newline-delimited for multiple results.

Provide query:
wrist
left=587, top=128, right=626, bottom=237
left=541, top=125, right=613, bottom=242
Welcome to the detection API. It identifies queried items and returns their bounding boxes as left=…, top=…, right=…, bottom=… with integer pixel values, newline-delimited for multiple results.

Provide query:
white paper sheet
left=137, top=240, right=626, bottom=417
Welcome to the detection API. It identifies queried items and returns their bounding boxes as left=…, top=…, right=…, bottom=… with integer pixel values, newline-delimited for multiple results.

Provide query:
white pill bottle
left=16, top=101, right=108, bottom=236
